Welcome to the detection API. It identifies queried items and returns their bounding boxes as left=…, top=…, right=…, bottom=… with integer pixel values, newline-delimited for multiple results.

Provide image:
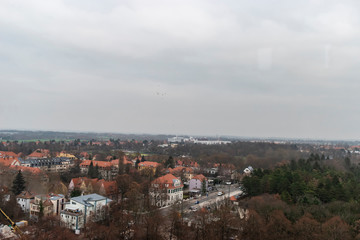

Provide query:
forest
left=240, top=153, right=360, bottom=238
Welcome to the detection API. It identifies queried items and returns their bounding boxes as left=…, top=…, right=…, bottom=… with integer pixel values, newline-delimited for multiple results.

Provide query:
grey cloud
left=1, top=0, right=360, bottom=139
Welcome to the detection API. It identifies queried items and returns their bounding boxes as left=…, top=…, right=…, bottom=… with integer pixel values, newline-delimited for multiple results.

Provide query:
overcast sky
left=1, top=0, right=360, bottom=139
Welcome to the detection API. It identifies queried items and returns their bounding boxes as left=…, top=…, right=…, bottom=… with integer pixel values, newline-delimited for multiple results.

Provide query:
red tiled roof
left=0, top=151, right=19, bottom=158
left=10, top=165, right=42, bottom=174
left=80, top=160, right=114, bottom=168
left=176, top=159, right=199, bottom=168
left=192, top=174, right=207, bottom=182
left=152, top=174, right=183, bottom=189
left=71, top=177, right=98, bottom=189
left=0, top=156, right=18, bottom=167
left=28, top=149, right=50, bottom=158
left=99, top=180, right=117, bottom=195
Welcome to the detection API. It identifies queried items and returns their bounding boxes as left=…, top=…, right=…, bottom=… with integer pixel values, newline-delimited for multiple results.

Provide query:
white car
left=217, top=192, right=223, bottom=196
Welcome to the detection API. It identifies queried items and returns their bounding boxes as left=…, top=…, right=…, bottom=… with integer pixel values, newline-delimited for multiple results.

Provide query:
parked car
left=195, top=200, right=200, bottom=204
left=217, top=192, right=223, bottom=196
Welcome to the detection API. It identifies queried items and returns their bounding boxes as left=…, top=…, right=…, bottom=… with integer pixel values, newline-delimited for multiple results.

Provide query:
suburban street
left=159, top=184, right=243, bottom=217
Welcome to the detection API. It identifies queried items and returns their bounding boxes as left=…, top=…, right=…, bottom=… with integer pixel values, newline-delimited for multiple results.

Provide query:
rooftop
left=71, top=193, right=112, bottom=207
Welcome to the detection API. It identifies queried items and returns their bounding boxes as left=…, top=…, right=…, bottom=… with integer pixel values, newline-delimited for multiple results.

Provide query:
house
left=68, top=177, right=118, bottom=199
left=0, top=151, right=20, bottom=167
left=243, top=166, right=254, bottom=175
left=60, top=193, right=112, bottom=231
left=205, top=167, right=218, bottom=175
left=30, top=193, right=65, bottom=219
left=68, top=177, right=99, bottom=195
left=97, top=179, right=118, bottom=199
left=0, top=151, right=19, bottom=158
left=150, top=174, right=183, bottom=207
left=189, top=174, right=208, bottom=193
left=18, top=157, right=73, bottom=172
left=138, top=161, right=160, bottom=174
left=27, top=149, right=50, bottom=159
left=80, top=160, right=119, bottom=180
left=79, top=152, right=90, bottom=160
left=16, top=191, right=35, bottom=213
left=175, top=158, right=199, bottom=169
left=168, top=167, right=194, bottom=182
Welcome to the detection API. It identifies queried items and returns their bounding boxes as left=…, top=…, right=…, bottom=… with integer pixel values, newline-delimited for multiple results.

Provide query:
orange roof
left=176, top=159, right=199, bottom=168
left=71, top=177, right=98, bottom=188
left=230, top=196, right=236, bottom=201
left=192, top=174, right=207, bottom=182
left=99, top=180, right=117, bottom=195
left=0, top=151, right=19, bottom=158
left=80, top=160, right=114, bottom=168
left=0, top=156, right=17, bottom=167
left=28, top=149, right=50, bottom=158
left=152, top=174, right=183, bottom=189
left=10, top=165, right=42, bottom=174
left=139, top=161, right=160, bottom=168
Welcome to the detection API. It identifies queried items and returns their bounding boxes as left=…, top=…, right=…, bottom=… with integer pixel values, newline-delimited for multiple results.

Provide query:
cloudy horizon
left=1, top=0, right=360, bottom=140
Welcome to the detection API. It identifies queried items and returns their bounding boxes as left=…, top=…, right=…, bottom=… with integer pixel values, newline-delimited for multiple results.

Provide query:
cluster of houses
left=0, top=150, right=75, bottom=173
left=0, top=148, right=255, bottom=233
left=15, top=176, right=115, bottom=232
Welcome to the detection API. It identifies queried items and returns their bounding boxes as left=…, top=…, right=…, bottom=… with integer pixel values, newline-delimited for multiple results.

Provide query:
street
left=158, top=184, right=242, bottom=217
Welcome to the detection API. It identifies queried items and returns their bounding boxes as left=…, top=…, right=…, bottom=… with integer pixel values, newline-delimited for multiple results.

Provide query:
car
left=190, top=206, right=198, bottom=211
left=217, top=192, right=223, bottom=196
left=195, top=200, right=200, bottom=204
left=225, top=181, right=232, bottom=185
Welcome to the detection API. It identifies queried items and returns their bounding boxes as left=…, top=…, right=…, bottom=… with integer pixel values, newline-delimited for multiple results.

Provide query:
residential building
left=138, top=161, right=160, bottom=174
left=80, top=160, right=118, bottom=180
left=68, top=177, right=98, bottom=196
left=189, top=174, right=208, bottom=193
left=168, top=167, right=194, bottom=182
left=30, top=193, right=65, bottom=219
left=150, top=174, right=183, bottom=207
left=60, top=194, right=112, bottom=231
left=16, top=191, right=35, bottom=213
left=27, top=149, right=50, bottom=159
left=68, top=177, right=118, bottom=199
left=17, top=157, right=73, bottom=172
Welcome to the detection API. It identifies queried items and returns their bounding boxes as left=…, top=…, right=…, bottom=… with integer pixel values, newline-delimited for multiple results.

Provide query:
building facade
left=150, top=174, right=183, bottom=207
left=60, top=193, right=112, bottom=231
left=16, top=191, right=35, bottom=213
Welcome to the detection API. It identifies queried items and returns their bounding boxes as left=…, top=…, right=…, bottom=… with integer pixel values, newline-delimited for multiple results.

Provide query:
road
left=158, top=184, right=242, bottom=216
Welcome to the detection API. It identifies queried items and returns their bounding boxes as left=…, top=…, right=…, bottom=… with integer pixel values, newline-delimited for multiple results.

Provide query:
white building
left=61, top=193, right=112, bottom=231
left=189, top=174, right=208, bottom=193
left=16, top=191, right=35, bottom=213
left=150, top=174, right=183, bottom=207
